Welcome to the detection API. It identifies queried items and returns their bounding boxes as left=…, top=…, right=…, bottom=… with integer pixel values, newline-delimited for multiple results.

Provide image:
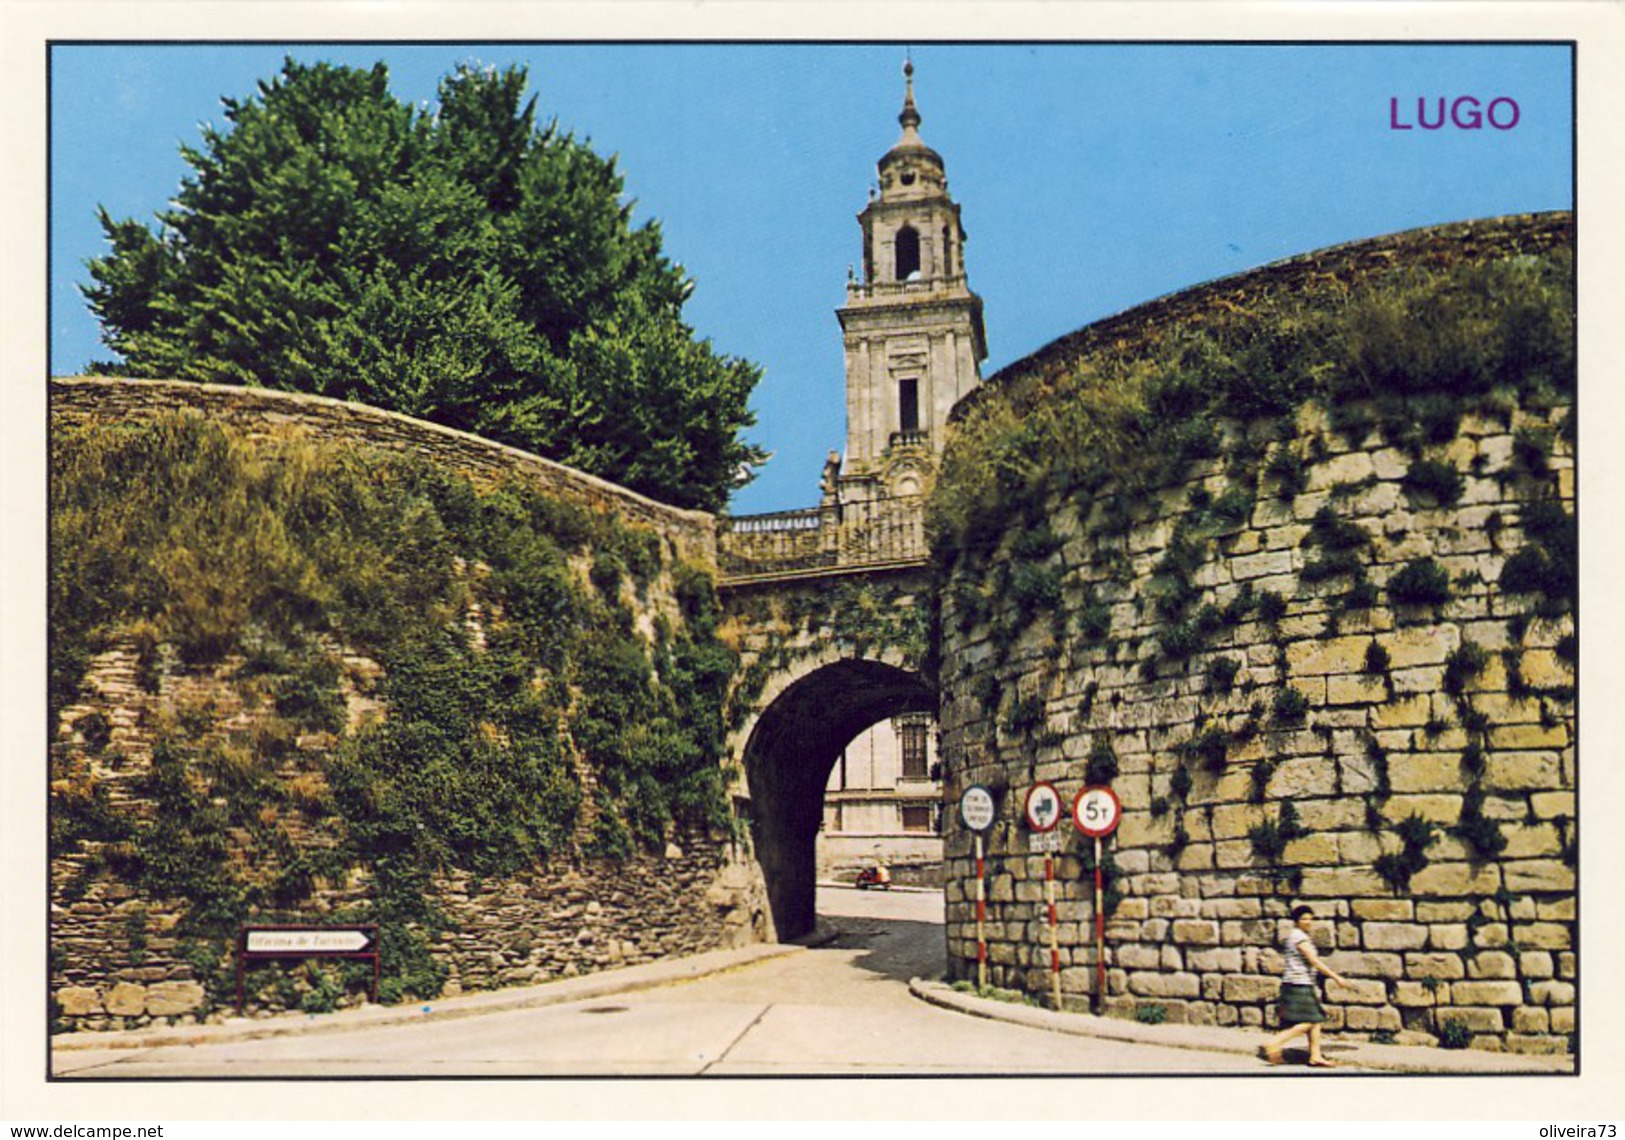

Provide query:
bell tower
left=835, top=61, right=987, bottom=501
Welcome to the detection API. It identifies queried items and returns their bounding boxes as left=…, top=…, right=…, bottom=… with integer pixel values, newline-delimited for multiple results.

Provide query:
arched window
left=894, top=225, right=920, bottom=281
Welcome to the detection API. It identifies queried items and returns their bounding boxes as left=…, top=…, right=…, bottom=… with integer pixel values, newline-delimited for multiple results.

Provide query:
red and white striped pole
left=975, top=832, right=987, bottom=991
left=1046, top=852, right=1061, bottom=1010
left=1093, top=834, right=1106, bottom=1014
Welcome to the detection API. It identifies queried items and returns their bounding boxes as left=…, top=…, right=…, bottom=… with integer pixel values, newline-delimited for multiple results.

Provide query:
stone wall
left=49, top=380, right=768, bottom=1031
left=937, top=400, right=1576, bottom=1054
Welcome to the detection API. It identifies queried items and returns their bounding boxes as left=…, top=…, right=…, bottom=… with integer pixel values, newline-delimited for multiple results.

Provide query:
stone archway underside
left=743, top=658, right=934, bottom=940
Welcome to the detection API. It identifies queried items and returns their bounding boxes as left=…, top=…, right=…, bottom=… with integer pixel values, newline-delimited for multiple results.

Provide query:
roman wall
left=49, top=378, right=768, bottom=1032
left=937, top=397, right=1576, bottom=1053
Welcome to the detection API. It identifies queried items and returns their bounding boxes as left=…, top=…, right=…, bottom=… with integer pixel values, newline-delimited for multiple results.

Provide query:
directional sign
left=245, top=928, right=373, bottom=954
left=960, top=785, right=997, bottom=832
left=1071, top=785, right=1122, bottom=838
left=1024, top=782, right=1064, bottom=833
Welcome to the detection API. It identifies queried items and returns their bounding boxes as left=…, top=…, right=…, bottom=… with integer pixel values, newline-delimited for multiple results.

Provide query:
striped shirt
left=1282, top=927, right=1316, bottom=985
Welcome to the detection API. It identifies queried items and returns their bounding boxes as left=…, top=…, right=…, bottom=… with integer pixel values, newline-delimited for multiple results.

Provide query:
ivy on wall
left=51, top=413, right=737, bottom=1007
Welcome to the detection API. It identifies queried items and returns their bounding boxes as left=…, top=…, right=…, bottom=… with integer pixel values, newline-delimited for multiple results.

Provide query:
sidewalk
left=909, top=978, right=1576, bottom=1075
left=53, top=937, right=1575, bottom=1075
left=51, top=942, right=800, bottom=1055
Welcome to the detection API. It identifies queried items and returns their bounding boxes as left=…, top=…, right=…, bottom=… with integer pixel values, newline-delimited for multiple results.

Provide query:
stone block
left=1207, top=898, right=1262, bottom=920
left=1450, top=980, right=1523, bottom=1006
left=1270, top=757, right=1338, bottom=798
left=1484, top=752, right=1563, bottom=793
left=1172, top=920, right=1220, bottom=946
left=1499, top=824, right=1562, bottom=860
left=1529, top=791, right=1575, bottom=820
left=1371, top=695, right=1432, bottom=729
left=105, top=983, right=146, bottom=1017
left=1335, top=978, right=1389, bottom=1004
left=1362, top=922, right=1429, bottom=951
left=1466, top=951, right=1516, bottom=980
left=1550, top=1006, right=1575, bottom=1033
left=1502, top=860, right=1574, bottom=893
left=1380, top=794, right=1465, bottom=826
left=1530, top=980, right=1575, bottom=1007
left=1299, top=866, right=1388, bottom=898
left=1387, top=753, right=1469, bottom=795
left=1327, top=675, right=1387, bottom=706
left=1128, top=971, right=1200, bottom=999
left=1282, top=834, right=1339, bottom=866
left=1187, top=947, right=1244, bottom=972
left=144, top=981, right=206, bottom=1016
left=1405, top=952, right=1466, bottom=980
left=1230, top=548, right=1297, bottom=582
left=1394, top=981, right=1440, bottom=1007
left=1352, top=899, right=1413, bottom=922
left=1435, top=1005, right=1505, bottom=1033
left=1116, top=945, right=1160, bottom=969
left=1286, top=636, right=1372, bottom=676
left=1221, top=974, right=1280, bottom=1003
left=1328, top=951, right=1403, bottom=979
left=1512, top=922, right=1572, bottom=951
left=1489, top=724, right=1569, bottom=751
left=1408, top=861, right=1501, bottom=897
left=56, top=986, right=102, bottom=1017
left=1519, top=951, right=1555, bottom=979
left=1511, top=1007, right=1550, bottom=1034
left=1428, top=924, right=1469, bottom=951
left=1519, top=650, right=1571, bottom=690
left=1381, top=627, right=1460, bottom=669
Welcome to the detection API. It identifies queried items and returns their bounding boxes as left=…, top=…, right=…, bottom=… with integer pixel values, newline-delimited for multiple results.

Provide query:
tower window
left=898, top=378, right=919, bottom=434
left=894, top=225, right=920, bottom=281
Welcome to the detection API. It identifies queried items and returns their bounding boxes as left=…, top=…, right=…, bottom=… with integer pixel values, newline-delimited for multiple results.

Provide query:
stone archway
left=741, top=658, right=934, bottom=940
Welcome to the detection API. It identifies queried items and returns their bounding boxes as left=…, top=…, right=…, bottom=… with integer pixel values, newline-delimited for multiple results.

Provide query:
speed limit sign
left=1072, top=785, right=1122, bottom=838
left=1024, top=782, right=1063, bottom=833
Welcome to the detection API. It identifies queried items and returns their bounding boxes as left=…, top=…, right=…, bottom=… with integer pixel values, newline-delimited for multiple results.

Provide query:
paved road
left=56, top=887, right=1308, bottom=1078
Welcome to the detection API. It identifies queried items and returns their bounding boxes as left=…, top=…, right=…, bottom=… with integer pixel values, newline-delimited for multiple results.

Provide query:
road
left=55, top=887, right=1298, bottom=1078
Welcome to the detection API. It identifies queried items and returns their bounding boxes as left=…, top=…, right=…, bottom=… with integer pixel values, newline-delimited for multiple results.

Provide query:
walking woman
left=1260, top=904, right=1348, bottom=1067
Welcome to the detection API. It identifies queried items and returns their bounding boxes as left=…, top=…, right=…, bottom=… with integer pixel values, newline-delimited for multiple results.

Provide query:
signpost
left=960, top=785, right=996, bottom=990
left=237, top=925, right=380, bottom=1016
left=1072, top=786, right=1122, bottom=1013
left=1024, top=782, right=1065, bottom=1010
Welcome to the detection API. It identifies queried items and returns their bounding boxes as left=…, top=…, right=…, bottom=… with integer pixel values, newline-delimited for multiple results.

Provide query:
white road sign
left=1024, top=782, right=1064, bottom=832
left=1027, top=829, right=1065, bottom=854
left=1071, top=785, right=1122, bottom=838
left=960, top=785, right=996, bottom=832
left=245, top=929, right=373, bottom=954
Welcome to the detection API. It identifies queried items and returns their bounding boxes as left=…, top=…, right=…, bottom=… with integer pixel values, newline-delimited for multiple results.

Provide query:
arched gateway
left=717, top=62, right=985, bottom=938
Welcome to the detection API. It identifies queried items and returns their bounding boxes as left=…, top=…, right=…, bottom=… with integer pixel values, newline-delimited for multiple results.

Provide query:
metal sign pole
left=975, top=832, right=987, bottom=991
left=1046, top=852, right=1061, bottom=1011
left=1093, top=834, right=1105, bottom=1014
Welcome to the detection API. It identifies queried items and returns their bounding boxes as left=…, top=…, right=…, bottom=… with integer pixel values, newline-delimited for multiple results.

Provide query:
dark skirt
left=1278, top=983, right=1326, bottom=1025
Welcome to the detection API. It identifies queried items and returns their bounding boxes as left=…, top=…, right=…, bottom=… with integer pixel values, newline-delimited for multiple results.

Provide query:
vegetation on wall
left=51, top=412, right=737, bottom=1006
left=930, top=228, right=1573, bottom=562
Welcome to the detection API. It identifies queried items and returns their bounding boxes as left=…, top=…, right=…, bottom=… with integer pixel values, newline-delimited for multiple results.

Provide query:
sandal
left=1308, top=1058, right=1337, bottom=1068
left=1259, top=1046, right=1284, bottom=1065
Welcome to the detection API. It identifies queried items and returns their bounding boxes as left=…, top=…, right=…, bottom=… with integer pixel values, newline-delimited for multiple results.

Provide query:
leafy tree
left=82, top=59, right=763, bottom=511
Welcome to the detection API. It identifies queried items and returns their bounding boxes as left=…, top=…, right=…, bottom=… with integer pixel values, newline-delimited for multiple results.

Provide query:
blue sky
left=49, top=43, right=1574, bottom=514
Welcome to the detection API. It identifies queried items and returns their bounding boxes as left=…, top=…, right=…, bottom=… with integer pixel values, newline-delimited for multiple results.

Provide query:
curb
left=908, top=979, right=1574, bottom=1075
left=52, top=942, right=802, bottom=1054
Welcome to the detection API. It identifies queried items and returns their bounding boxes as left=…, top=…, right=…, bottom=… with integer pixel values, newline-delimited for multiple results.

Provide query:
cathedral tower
left=835, top=61, right=987, bottom=500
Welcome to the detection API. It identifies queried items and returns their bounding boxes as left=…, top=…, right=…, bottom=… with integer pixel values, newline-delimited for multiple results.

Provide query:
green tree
left=82, top=58, right=763, bottom=511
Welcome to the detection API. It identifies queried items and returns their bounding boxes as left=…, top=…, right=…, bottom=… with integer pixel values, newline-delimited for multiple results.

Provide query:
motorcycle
left=854, top=864, right=892, bottom=890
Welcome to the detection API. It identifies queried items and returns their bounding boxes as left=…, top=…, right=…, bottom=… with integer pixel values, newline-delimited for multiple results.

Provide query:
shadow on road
left=814, top=913, right=948, bottom=986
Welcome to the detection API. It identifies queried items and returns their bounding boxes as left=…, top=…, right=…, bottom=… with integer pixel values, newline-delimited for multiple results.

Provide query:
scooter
left=854, top=864, right=892, bottom=890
